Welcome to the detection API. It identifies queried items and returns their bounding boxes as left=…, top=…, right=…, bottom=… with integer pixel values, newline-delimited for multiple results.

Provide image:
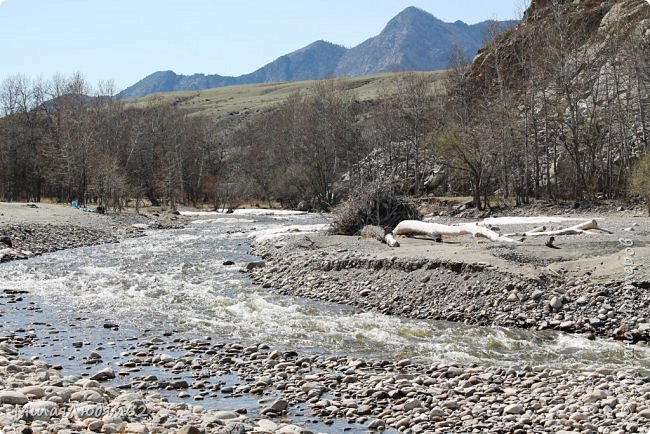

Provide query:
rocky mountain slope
left=462, top=0, right=649, bottom=200
left=119, top=7, right=516, bottom=99
left=471, top=0, right=649, bottom=92
left=333, top=6, right=512, bottom=76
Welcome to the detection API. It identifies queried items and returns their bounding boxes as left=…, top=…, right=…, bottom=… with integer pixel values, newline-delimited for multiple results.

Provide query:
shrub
left=329, top=183, right=421, bottom=235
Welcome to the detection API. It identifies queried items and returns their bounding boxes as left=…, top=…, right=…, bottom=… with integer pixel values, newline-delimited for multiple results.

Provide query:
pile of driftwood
left=363, top=219, right=608, bottom=247
left=330, top=184, right=420, bottom=236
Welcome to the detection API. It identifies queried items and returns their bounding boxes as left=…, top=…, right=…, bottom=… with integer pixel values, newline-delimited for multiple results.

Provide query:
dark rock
left=0, top=236, right=12, bottom=248
left=613, top=324, right=632, bottom=340
left=246, top=261, right=266, bottom=270
left=589, top=317, right=603, bottom=328
left=172, top=380, right=190, bottom=389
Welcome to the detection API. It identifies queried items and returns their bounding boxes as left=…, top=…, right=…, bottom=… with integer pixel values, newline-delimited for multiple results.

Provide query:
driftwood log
left=392, top=220, right=517, bottom=243
left=503, top=219, right=610, bottom=237
left=381, top=219, right=609, bottom=247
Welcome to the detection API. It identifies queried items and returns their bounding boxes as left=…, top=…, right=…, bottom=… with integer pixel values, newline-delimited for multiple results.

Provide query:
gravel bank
left=248, top=216, right=650, bottom=344
left=0, top=202, right=189, bottom=262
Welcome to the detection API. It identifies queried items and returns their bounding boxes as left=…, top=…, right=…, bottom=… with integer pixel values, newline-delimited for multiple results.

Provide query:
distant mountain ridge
left=333, top=7, right=510, bottom=76
left=119, top=7, right=517, bottom=99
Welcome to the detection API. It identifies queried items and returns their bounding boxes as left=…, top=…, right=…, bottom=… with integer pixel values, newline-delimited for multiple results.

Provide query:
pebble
left=549, top=296, right=563, bottom=310
left=221, top=423, right=248, bottom=434
left=583, top=389, right=608, bottom=403
left=71, top=389, right=104, bottom=403
left=22, top=400, right=59, bottom=421
left=90, top=367, right=116, bottom=381
left=246, top=260, right=266, bottom=270
left=503, top=404, right=524, bottom=415
left=0, top=391, right=29, bottom=405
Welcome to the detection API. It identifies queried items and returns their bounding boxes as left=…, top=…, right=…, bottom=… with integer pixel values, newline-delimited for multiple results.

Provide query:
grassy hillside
left=124, top=71, right=446, bottom=119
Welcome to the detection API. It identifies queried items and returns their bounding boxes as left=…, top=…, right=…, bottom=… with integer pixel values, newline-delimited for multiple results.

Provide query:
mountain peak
left=394, top=6, right=434, bottom=19
left=240, top=39, right=347, bottom=83
left=307, top=40, right=339, bottom=48
left=296, top=40, right=345, bottom=53
left=385, top=6, right=443, bottom=30
left=333, top=6, right=499, bottom=77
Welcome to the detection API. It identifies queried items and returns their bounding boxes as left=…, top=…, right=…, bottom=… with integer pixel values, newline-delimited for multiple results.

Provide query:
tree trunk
left=504, top=219, right=604, bottom=237
left=147, top=187, right=160, bottom=207
left=393, top=220, right=516, bottom=242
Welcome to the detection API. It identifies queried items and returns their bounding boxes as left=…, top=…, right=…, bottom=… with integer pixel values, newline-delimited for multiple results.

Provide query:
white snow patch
left=180, top=209, right=307, bottom=217
left=191, top=218, right=255, bottom=224
left=179, top=211, right=221, bottom=216
left=250, top=224, right=328, bottom=243
left=232, top=209, right=307, bottom=216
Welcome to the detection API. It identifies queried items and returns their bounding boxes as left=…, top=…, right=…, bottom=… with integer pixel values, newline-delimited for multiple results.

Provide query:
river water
left=1, top=212, right=648, bottom=372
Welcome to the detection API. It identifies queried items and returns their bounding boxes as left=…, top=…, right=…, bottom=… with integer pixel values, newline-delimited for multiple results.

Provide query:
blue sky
left=0, top=0, right=528, bottom=92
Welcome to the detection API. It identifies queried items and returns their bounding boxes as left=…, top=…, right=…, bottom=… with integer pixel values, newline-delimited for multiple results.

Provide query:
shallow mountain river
left=0, top=212, right=648, bottom=431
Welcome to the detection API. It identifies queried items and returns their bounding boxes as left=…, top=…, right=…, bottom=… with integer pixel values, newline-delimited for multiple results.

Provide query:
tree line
left=0, top=4, right=648, bottom=212
left=0, top=73, right=228, bottom=210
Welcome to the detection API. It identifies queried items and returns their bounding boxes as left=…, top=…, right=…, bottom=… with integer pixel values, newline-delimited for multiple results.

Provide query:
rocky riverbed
left=2, top=206, right=650, bottom=432
left=1, top=308, right=650, bottom=434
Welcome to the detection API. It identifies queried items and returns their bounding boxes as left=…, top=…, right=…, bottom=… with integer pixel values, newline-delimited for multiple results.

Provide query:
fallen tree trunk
left=393, top=220, right=517, bottom=243
left=504, top=219, right=608, bottom=237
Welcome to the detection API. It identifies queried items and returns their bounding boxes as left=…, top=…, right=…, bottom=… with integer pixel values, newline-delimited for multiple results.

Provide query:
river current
left=1, top=212, right=648, bottom=372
